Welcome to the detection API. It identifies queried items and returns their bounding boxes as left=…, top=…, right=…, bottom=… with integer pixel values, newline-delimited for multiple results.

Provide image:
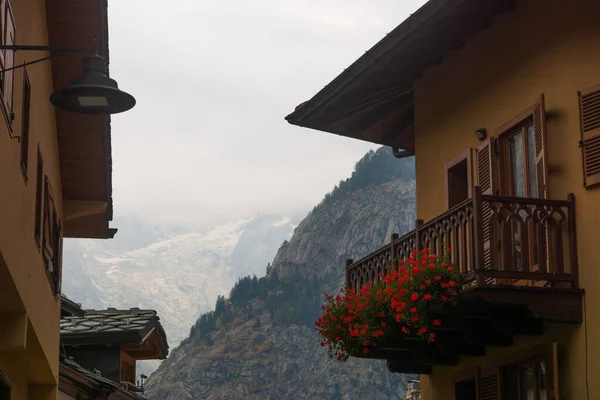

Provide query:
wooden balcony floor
left=355, top=286, right=583, bottom=374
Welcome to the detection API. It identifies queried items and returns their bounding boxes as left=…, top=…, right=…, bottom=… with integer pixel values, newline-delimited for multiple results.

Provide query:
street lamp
left=0, top=43, right=135, bottom=115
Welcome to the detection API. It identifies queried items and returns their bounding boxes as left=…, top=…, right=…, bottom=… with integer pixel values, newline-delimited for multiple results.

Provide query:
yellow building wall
left=0, top=0, right=63, bottom=397
left=413, top=0, right=600, bottom=398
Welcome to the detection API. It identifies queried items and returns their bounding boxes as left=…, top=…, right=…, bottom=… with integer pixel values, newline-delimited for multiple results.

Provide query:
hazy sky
left=106, top=0, right=427, bottom=222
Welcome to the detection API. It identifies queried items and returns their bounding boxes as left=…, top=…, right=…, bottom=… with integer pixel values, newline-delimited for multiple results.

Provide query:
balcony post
left=390, top=233, right=399, bottom=267
left=415, top=219, right=424, bottom=250
left=472, top=186, right=485, bottom=287
left=346, top=259, right=354, bottom=290
left=567, top=194, right=579, bottom=288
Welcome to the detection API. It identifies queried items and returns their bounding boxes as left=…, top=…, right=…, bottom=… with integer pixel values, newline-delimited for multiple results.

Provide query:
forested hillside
left=145, top=147, right=417, bottom=399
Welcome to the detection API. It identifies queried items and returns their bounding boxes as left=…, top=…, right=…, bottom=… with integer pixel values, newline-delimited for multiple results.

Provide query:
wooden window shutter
left=0, top=0, right=5, bottom=67
left=533, top=94, right=549, bottom=198
left=476, top=138, right=498, bottom=269
left=42, top=177, right=54, bottom=266
left=2, top=1, right=15, bottom=116
left=478, top=367, right=502, bottom=400
left=34, top=147, right=43, bottom=247
left=545, top=342, right=560, bottom=400
left=579, top=84, right=600, bottom=187
left=476, top=139, right=497, bottom=196
left=51, top=220, right=62, bottom=295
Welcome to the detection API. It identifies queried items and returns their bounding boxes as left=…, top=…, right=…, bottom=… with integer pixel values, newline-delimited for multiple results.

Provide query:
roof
left=285, top=0, right=516, bottom=151
left=46, top=0, right=117, bottom=239
left=61, top=308, right=169, bottom=359
left=60, top=295, right=85, bottom=318
left=60, top=356, right=146, bottom=400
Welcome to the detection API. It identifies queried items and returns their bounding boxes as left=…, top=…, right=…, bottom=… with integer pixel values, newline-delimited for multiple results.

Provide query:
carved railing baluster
left=345, top=193, right=578, bottom=292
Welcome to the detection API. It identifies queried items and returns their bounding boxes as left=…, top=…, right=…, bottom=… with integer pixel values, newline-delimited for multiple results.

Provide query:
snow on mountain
left=61, top=212, right=300, bottom=374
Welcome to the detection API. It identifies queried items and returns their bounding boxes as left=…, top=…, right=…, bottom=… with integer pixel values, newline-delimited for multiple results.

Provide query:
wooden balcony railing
left=346, top=187, right=579, bottom=291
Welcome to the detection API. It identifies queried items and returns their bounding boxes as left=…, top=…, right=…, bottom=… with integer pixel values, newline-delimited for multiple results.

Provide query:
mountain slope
left=145, top=148, right=417, bottom=399
left=62, top=214, right=298, bottom=359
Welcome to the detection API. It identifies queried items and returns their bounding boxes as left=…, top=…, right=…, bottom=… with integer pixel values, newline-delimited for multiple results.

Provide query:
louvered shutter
left=478, top=368, right=502, bottom=400
left=533, top=94, right=548, bottom=198
left=52, top=220, right=63, bottom=295
left=0, top=0, right=6, bottom=68
left=42, top=178, right=54, bottom=266
left=545, top=342, right=560, bottom=400
left=2, top=1, right=15, bottom=115
left=580, top=84, right=600, bottom=187
left=476, top=139, right=498, bottom=270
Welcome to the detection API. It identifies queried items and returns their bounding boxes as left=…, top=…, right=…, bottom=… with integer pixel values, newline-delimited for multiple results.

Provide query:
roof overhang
left=121, top=328, right=169, bottom=360
left=45, top=0, right=117, bottom=239
left=60, top=295, right=85, bottom=318
left=61, top=316, right=169, bottom=360
left=285, top=0, right=516, bottom=151
left=60, top=360, right=146, bottom=400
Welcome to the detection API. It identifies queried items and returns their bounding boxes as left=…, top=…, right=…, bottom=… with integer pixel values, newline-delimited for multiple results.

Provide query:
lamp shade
left=50, top=55, right=135, bottom=115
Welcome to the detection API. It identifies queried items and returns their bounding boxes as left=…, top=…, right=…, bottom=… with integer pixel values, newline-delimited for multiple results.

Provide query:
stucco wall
left=0, top=0, right=63, bottom=396
left=413, top=0, right=600, bottom=398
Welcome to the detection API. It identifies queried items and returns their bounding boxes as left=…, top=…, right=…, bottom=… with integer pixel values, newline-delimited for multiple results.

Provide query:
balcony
left=346, top=187, right=583, bottom=374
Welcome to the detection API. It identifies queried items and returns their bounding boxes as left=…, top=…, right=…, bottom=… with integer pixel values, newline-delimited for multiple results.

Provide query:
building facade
left=58, top=297, right=168, bottom=400
left=287, top=0, right=600, bottom=398
left=0, top=0, right=121, bottom=398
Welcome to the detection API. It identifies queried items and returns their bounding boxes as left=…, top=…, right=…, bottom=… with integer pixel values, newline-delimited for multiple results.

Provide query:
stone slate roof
left=61, top=308, right=168, bottom=356
left=60, top=295, right=85, bottom=318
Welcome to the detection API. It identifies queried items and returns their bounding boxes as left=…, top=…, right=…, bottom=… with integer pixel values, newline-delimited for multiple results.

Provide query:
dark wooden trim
left=552, top=341, right=560, bottom=396
left=34, top=145, right=43, bottom=250
left=0, top=0, right=15, bottom=134
left=387, top=359, right=432, bottom=375
left=479, top=270, right=574, bottom=282
left=19, top=68, right=31, bottom=184
left=495, top=104, right=537, bottom=137
left=480, top=194, right=570, bottom=207
left=581, top=83, right=600, bottom=97
left=472, top=187, right=485, bottom=286
left=567, top=193, right=579, bottom=287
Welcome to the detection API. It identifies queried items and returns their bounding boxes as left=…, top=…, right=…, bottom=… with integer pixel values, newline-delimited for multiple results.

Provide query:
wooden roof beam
left=64, top=200, right=108, bottom=222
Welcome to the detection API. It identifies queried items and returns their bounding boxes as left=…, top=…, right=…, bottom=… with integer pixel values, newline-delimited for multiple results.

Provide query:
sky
left=106, top=0, right=428, bottom=223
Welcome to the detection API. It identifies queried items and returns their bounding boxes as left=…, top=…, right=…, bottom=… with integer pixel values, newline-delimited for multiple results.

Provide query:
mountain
left=62, top=213, right=299, bottom=374
left=144, top=147, right=417, bottom=399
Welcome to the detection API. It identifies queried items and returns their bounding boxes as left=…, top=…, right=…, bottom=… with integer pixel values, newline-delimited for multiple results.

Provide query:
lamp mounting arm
left=0, top=42, right=97, bottom=73
left=0, top=44, right=97, bottom=53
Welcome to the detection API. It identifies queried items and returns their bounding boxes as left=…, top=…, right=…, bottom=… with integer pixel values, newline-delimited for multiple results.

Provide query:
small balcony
left=346, top=187, right=583, bottom=374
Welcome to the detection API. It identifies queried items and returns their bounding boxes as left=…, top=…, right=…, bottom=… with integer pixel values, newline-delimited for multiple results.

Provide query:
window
left=477, top=95, right=548, bottom=274
left=579, top=84, right=600, bottom=187
left=497, top=95, right=547, bottom=199
left=0, top=0, right=16, bottom=128
left=500, top=122, right=541, bottom=199
left=20, top=69, right=30, bottom=181
left=505, top=357, right=553, bottom=400
left=473, top=344, right=558, bottom=400
left=445, top=150, right=472, bottom=209
left=454, top=370, right=477, bottom=400
left=42, top=176, right=62, bottom=295
left=34, top=146, right=43, bottom=248
left=478, top=368, right=501, bottom=400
